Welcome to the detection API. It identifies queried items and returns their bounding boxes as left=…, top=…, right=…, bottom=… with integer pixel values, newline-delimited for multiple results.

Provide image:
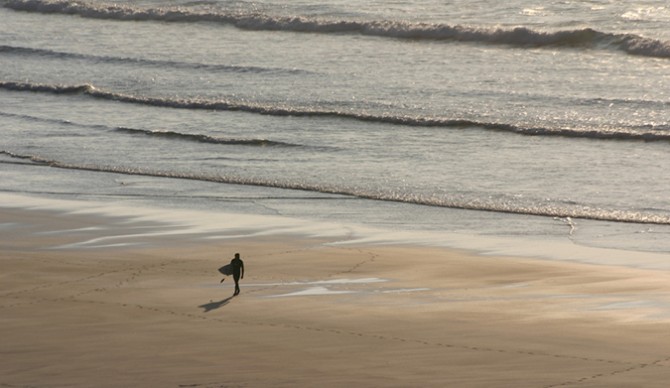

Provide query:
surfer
left=230, top=253, right=245, bottom=296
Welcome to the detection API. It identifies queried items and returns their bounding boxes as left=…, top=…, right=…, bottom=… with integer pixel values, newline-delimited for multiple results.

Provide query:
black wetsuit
left=230, top=257, right=244, bottom=295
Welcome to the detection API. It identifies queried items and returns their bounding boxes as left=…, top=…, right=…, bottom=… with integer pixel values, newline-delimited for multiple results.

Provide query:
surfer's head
left=234, top=253, right=240, bottom=259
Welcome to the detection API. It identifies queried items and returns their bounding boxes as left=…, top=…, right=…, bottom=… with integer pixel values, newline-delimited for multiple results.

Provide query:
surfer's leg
left=233, top=273, right=240, bottom=295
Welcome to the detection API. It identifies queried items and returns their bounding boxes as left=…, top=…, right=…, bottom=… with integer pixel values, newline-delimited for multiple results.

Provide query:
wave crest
left=3, top=150, right=670, bottom=225
left=3, top=80, right=670, bottom=143
left=0, top=44, right=304, bottom=74
left=0, top=109, right=305, bottom=148
left=0, top=80, right=94, bottom=94
left=114, top=127, right=300, bottom=147
left=4, top=0, right=670, bottom=58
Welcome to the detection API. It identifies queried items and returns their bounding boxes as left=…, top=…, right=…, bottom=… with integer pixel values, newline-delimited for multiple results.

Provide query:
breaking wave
left=3, top=0, right=670, bottom=58
left=0, top=110, right=303, bottom=148
left=113, top=127, right=300, bottom=147
left=0, top=44, right=303, bottom=74
left=3, top=80, right=670, bottom=143
left=3, top=149, right=670, bottom=225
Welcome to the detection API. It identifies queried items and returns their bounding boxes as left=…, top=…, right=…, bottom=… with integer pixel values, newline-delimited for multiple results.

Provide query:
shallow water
left=2, top=0, right=670, bottom=254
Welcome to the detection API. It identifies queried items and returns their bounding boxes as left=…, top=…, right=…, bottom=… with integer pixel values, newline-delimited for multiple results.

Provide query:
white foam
left=0, top=192, right=353, bottom=241
left=5, top=0, right=670, bottom=58
left=379, top=288, right=430, bottom=294
left=4, top=192, right=670, bottom=270
left=268, top=286, right=355, bottom=298
left=246, top=278, right=387, bottom=287
left=37, top=226, right=106, bottom=235
left=266, top=285, right=429, bottom=298
left=62, top=242, right=144, bottom=249
left=595, top=300, right=657, bottom=310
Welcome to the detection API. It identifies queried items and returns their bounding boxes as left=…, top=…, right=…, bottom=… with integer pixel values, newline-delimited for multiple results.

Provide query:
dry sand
left=2, top=202, right=670, bottom=387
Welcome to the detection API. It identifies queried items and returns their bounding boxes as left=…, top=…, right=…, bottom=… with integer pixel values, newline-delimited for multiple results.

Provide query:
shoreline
left=3, top=192, right=670, bottom=269
left=3, top=193, right=670, bottom=386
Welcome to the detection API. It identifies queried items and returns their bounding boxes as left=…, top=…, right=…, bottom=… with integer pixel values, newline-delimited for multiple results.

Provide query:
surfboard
left=218, top=264, right=233, bottom=276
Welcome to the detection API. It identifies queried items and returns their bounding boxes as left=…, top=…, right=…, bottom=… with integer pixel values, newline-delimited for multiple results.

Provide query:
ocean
left=2, top=0, right=670, bottom=256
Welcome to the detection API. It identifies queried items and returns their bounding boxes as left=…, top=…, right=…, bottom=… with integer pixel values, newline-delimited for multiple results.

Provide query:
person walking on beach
left=230, top=253, right=245, bottom=296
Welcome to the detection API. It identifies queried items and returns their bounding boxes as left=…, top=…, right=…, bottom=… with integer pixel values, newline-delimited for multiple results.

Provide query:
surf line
left=3, top=81, right=670, bottom=143
left=4, top=0, right=670, bottom=58
left=3, top=150, right=670, bottom=226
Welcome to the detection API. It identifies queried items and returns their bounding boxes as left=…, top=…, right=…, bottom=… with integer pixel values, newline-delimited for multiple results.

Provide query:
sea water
left=2, top=0, right=670, bottom=256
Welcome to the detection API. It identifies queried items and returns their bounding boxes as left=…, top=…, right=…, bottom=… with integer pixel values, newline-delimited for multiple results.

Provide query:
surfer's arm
left=241, top=264, right=244, bottom=279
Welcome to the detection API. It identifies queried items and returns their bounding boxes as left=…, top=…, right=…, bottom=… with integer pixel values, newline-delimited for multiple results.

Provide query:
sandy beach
left=2, top=198, right=670, bottom=387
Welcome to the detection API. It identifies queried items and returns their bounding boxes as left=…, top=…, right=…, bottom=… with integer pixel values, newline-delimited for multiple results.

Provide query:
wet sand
left=2, top=200, right=670, bottom=387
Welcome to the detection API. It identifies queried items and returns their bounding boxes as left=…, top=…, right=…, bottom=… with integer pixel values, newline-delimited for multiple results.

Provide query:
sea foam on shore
left=4, top=192, right=670, bottom=270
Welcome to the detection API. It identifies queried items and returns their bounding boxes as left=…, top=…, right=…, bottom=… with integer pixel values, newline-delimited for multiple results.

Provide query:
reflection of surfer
left=230, top=253, right=245, bottom=296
